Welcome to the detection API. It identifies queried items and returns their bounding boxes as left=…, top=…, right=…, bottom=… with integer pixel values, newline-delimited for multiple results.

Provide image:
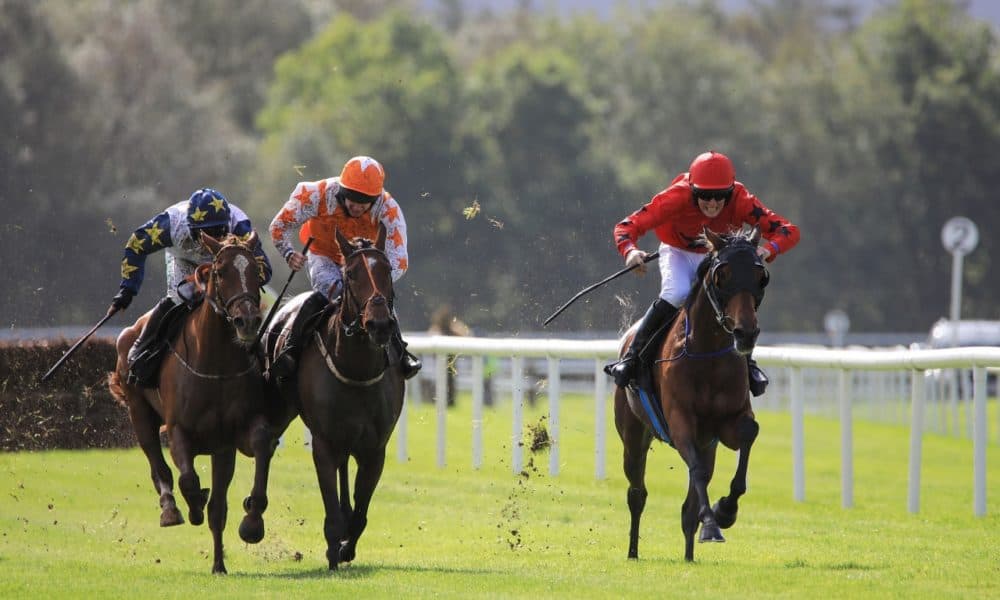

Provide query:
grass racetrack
left=1, top=392, right=998, bottom=598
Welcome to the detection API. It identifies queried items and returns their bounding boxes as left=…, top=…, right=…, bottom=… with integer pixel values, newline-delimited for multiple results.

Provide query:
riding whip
left=254, top=236, right=314, bottom=348
left=40, top=306, right=119, bottom=383
left=543, top=251, right=660, bottom=326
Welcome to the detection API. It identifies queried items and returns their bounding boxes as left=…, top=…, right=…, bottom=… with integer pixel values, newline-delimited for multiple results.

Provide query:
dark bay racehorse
left=614, top=225, right=769, bottom=562
left=267, top=225, right=404, bottom=570
left=109, top=232, right=293, bottom=574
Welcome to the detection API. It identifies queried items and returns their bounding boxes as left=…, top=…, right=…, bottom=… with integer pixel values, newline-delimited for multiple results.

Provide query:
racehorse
left=614, top=225, right=769, bottom=562
left=108, top=231, right=293, bottom=574
left=266, top=225, right=404, bottom=570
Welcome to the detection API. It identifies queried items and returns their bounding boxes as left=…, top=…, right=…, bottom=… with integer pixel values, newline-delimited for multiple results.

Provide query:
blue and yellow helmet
left=186, top=188, right=231, bottom=229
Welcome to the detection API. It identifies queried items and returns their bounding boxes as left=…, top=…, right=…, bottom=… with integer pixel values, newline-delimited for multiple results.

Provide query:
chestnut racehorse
left=109, top=231, right=293, bottom=574
left=614, top=225, right=769, bottom=562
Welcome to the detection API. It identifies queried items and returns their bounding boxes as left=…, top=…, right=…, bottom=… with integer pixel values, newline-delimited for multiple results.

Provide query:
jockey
left=110, top=188, right=273, bottom=386
left=268, top=155, right=422, bottom=380
left=604, top=151, right=800, bottom=394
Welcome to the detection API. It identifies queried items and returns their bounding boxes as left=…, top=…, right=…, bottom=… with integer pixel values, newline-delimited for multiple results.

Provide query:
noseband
left=339, top=246, right=394, bottom=339
left=702, top=241, right=769, bottom=334
left=206, top=246, right=261, bottom=324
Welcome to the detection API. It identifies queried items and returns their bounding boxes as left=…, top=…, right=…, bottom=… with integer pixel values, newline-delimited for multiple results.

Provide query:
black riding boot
left=747, top=355, right=768, bottom=397
left=604, top=298, right=678, bottom=388
left=393, top=323, right=422, bottom=380
left=269, top=292, right=329, bottom=380
left=127, top=297, right=177, bottom=387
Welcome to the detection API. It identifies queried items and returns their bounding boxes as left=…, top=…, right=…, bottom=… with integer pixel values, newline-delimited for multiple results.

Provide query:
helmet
left=689, top=151, right=735, bottom=196
left=339, top=156, right=385, bottom=198
left=186, top=188, right=231, bottom=229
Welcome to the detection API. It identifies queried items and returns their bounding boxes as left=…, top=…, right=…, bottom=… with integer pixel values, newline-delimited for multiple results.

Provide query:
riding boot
left=393, top=323, right=422, bottom=380
left=269, top=292, right=328, bottom=380
left=747, top=355, right=768, bottom=397
left=604, top=298, right=678, bottom=389
left=127, top=297, right=177, bottom=387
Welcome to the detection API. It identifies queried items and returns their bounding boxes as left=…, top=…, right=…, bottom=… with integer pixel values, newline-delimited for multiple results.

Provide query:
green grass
left=1, top=394, right=998, bottom=599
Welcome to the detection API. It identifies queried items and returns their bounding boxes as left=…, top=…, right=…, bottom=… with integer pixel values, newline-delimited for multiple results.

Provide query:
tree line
left=3, top=0, right=998, bottom=335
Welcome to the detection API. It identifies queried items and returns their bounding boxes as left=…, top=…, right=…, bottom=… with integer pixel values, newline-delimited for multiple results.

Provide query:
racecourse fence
left=379, top=336, right=1000, bottom=518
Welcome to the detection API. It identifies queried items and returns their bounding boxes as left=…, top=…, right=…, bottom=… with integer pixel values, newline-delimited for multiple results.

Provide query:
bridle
left=338, top=246, right=394, bottom=341
left=205, top=245, right=262, bottom=325
left=701, top=240, right=769, bottom=335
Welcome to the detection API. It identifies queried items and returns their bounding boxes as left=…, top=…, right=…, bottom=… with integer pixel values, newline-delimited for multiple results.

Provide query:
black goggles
left=195, top=224, right=229, bottom=239
left=692, top=186, right=734, bottom=201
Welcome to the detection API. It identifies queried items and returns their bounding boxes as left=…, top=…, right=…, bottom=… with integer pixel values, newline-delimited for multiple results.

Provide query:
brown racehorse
left=614, top=225, right=769, bottom=562
left=108, top=231, right=294, bottom=574
left=266, top=225, right=404, bottom=570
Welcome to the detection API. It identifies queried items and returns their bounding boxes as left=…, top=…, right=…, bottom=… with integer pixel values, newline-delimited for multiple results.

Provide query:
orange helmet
left=339, top=156, right=385, bottom=198
left=689, top=151, right=735, bottom=196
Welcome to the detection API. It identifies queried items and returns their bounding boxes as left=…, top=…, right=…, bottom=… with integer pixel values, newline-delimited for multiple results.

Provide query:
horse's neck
left=183, top=300, right=240, bottom=362
left=683, top=290, right=731, bottom=352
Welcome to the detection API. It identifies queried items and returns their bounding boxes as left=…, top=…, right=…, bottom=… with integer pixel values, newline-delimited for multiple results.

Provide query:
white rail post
left=472, top=355, right=484, bottom=470
left=511, top=356, right=524, bottom=474
left=594, top=359, right=608, bottom=480
left=435, top=353, right=448, bottom=468
left=839, top=369, right=853, bottom=508
left=908, top=369, right=925, bottom=514
left=397, top=393, right=408, bottom=463
left=973, top=366, right=987, bottom=517
left=548, top=356, right=561, bottom=476
left=791, top=367, right=805, bottom=502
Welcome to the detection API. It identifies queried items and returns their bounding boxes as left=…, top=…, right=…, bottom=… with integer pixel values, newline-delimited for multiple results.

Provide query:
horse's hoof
left=712, top=499, right=737, bottom=529
left=698, top=524, right=725, bottom=543
left=212, top=563, right=228, bottom=575
left=160, top=507, right=184, bottom=527
left=239, top=515, right=265, bottom=544
left=326, top=548, right=340, bottom=571
left=338, top=543, right=356, bottom=564
left=188, top=508, right=204, bottom=526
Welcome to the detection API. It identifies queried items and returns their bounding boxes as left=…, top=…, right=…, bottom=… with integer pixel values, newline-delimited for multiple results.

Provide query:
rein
left=168, top=340, right=259, bottom=379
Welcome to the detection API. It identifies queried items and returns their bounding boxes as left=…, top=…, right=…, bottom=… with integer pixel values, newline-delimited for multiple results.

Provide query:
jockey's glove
left=112, top=288, right=135, bottom=310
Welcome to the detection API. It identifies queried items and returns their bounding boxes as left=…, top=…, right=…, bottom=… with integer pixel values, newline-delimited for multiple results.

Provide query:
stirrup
left=606, top=357, right=636, bottom=388
left=268, top=351, right=297, bottom=379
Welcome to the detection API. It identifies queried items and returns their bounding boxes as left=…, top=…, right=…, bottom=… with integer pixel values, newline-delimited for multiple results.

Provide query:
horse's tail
left=107, top=370, right=127, bottom=407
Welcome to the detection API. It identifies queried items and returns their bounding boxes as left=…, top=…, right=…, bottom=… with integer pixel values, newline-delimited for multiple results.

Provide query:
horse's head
left=699, top=225, right=770, bottom=355
left=336, top=224, right=394, bottom=348
left=196, top=231, right=264, bottom=347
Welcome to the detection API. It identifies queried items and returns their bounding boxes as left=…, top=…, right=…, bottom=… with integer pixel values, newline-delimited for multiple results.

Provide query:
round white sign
left=941, top=217, right=978, bottom=256
left=823, top=309, right=850, bottom=335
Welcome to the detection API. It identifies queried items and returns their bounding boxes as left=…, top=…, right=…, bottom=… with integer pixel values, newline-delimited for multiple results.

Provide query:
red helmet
left=339, top=156, right=385, bottom=198
left=689, top=151, right=735, bottom=195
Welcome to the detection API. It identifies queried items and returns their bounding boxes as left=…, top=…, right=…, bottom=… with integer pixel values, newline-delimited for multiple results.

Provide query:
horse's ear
left=195, top=263, right=212, bottom=287
left=199, top=230, right=222, bottom=255
left=749, top=225, right=761, bottom=246
left=376, top=223, right=387, bottom=251
left=703, top=226, right=724, bottom=252
left=335, top=228, right=353, bottom=257
left=245, top=230, right=259, bottom=250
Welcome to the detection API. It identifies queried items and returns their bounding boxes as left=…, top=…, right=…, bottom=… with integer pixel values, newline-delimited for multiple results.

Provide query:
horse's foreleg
left=678, top=440, right=722, bottom=561
left=714, top=415, right=759, bottom=529
left=169, top=428, right=208, bottom=526
left=339, top=448, right=386, bottom=564
left=338, top=462, right=353, bottom=531
left=126, top=399, right=182, bottom=527
left=239, top=417, right=277, bottom=544
left=208, top=450, right=237, bottom=575
left=311, top=435, right=347, bottom=570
